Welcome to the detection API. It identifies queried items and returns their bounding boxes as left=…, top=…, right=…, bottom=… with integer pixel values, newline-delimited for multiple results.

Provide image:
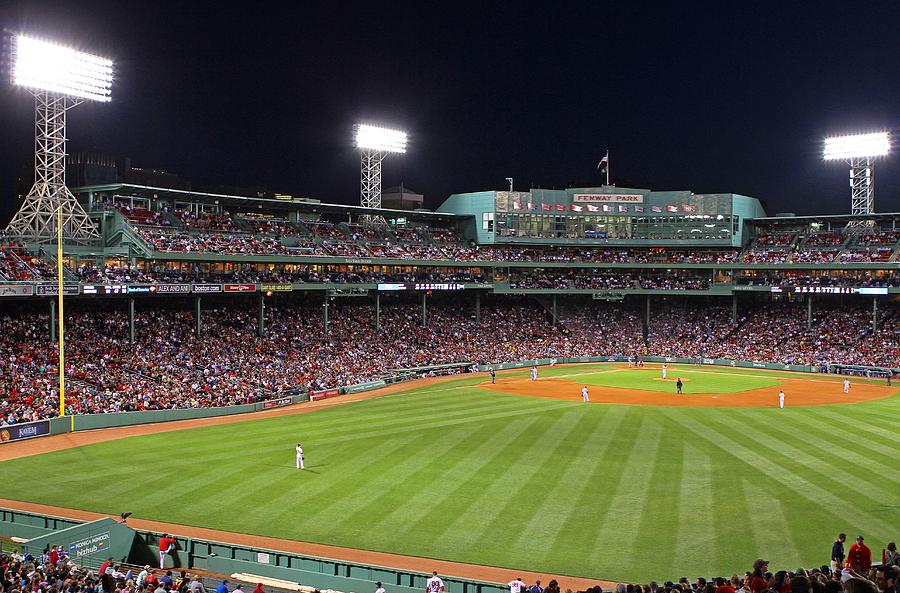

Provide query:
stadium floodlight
left=823, top=131, right=891, bottom=220
left=5, top=33, right=112, bottom=243
left=824, top=132, right=890, bottom=160
left=354, top=123, right=408, bottom=222
left=12, top=35, right=113, bottom=102
left=354, top=124, right=408, bottom=153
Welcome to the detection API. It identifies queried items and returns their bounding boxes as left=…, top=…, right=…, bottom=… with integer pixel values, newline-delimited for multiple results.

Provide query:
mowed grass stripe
left=661, top=409, right=895, bottom=543
left=589, top=416, right=664, bottom=574
left=742, top=479, right=801, bottom=566
left=390, top=415, right=549, bottom=546
left=367, top=416, right=540, bottom=544
left=733, top=409, right=900, bottom=489
left=671, top=444, right=713, bottom=576
left=547, top=409, right=643, bottom=574
left=458, top=411, right=600, bottom=569
left=331, top=422, right=504, bottom=540
left=717, top=410, right=897, bottom=503
left=433, top=410, right=586, bottom=561
left=510, top=408, right=625, bottom=562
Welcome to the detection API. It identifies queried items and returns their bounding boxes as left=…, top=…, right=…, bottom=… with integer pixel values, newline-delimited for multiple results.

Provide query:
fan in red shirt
left=846, top=535, right=872, bottom=573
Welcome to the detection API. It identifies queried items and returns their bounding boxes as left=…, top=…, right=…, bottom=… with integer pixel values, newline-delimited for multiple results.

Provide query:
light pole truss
left=5, top=91, right=100, bottom=243
left=360, top=147, right=387, bottom=225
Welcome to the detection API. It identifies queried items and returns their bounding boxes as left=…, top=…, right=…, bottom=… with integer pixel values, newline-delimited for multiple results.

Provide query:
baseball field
left=2, top=363, right=899, bottom=583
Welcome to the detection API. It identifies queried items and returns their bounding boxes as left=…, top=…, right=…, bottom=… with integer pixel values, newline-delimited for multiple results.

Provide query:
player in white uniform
left=778, top=390, right=785, bottom=409
left=530, top=366, right=538, bottom=381
left=296, top=443, right=305, bottom=469
left=581, top=386, right=590, bottom=402
left=661, top=364, right=668, bottom=379
left=508, top=578, right=527, bottom=593
left=425, top=572, right=445, bottom=593
left=375, top=582, right=386, bottom=593
left=843, top=379, right=850, bottom=394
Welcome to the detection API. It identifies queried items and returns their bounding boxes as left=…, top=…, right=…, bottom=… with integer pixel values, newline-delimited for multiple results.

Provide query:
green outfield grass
left=1, top=365, right=899, bottom=582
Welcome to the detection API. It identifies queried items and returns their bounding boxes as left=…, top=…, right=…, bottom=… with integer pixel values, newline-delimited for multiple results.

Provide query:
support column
left=195, top=296, right=202, bottom=337
left=807, top=296, right=813, bottom=330
left=475, top=291, right=481, bottom=325
left=375, top=292, right=381, bottom=331
left=732, top=294, right=737, bottom=323
left=422, top=293, right=427, bottom=326
left=323, top=293, right=330, bottom=333
left=644, top=295, right=651, bottom=340
left=129, top=298, right=135, bottom=343
left=257, top=293, right=265, bottom=337
left=551, top=295, right=557, bottom=325
left=49, top=299, right=57, bottom=342
left=873, top=298, right=878, bottom=333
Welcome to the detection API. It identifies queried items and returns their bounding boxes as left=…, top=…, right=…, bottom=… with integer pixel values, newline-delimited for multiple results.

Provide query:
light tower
left=823, top=131, right=891, bottom=220
left=6, top=34, right=113, bottom=243
left=354, top=124, right=407, bottom=222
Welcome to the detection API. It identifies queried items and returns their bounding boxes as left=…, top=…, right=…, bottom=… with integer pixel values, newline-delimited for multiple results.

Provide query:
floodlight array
left=823, top=132, right=890, bottom=160
left=355, top=124, right=407, bottom=153
left=12, top=35, right=113, bottom=102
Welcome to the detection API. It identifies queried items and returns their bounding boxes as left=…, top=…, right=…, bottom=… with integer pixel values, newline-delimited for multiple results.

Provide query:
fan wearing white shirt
left=508, top=578, right=527, bottom=593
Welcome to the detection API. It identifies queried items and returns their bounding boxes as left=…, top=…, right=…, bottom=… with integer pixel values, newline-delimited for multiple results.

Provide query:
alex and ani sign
left=572, top=194, right=645, bottom=203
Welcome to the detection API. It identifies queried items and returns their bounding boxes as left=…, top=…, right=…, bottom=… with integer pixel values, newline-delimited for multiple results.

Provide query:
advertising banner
left=309, top=388, right=340, bottom=401
left=224, top=283, right=257, bottom=293
left=261, top=397, right=292, bottom=409
left=154, top=284, right=192, bottom=294
left=572, top=193, right=644, bottom=203
left=36, top=283, right=80, bottom=296
left=192, top=284, right=223, bottom=293
left=0, top=284, right=34, bottom=297
left=0, top=420, right=51, bottom=443
left=259, top=284, right=292, bottom=292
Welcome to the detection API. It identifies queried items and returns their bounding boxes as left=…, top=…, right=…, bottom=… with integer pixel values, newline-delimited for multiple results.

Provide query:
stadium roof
left=73, top=183, right=463, bottom=222
left=749, top=212, right=900, bottom=224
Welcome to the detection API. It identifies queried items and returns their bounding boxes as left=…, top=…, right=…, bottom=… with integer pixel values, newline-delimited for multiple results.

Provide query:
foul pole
left=57, top=206, right=65, bottom=417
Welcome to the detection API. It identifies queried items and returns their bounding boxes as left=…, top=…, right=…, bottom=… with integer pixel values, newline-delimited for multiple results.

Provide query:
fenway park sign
left=572, top=194, right=644, bottom=203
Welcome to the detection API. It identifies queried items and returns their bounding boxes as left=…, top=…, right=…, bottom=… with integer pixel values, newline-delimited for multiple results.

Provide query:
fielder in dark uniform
left=676, top=378, right=683, bottom=394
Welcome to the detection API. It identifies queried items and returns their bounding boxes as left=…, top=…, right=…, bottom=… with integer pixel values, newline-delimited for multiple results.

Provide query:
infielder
left=530, top=366, right=538, bottom=381
left=662, top=364, right=668, bottom=379
left=843, top=379, right=850, bottom=394
left=296, top=442, right=305, bottom=469
left=489, top=367, right=496, bottom=384
left=778, top=390, right=785, bottom=409
left=581, top=386, right=590, bottom=402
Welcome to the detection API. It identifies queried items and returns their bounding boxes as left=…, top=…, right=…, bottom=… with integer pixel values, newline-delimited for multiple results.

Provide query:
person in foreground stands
left=749, top=560, right=769, bottom=593
left=832, top=533, right=847, bottom=572
left=846, top=535, right=872, bottom=573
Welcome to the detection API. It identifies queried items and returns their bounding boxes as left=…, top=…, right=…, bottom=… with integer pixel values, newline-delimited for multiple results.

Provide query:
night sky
left=0, top=1, right=898, bottom=226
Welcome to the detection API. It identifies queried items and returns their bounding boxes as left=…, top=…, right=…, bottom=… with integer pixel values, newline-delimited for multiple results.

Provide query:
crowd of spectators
left=1, top=297, right=897, bottom=424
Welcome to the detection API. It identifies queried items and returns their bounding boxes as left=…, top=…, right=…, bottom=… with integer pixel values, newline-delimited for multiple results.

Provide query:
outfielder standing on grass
left=581, top=386, right=590, bottom=402
left=296, top=442, right=305, bottom=469
left=778, top=390, right=785, bottom=409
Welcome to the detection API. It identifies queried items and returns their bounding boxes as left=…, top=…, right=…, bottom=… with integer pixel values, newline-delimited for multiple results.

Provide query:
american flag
left=597, top=151, right=609, bottom=170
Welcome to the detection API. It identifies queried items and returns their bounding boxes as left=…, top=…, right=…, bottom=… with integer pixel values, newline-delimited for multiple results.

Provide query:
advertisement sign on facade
left=0, top=284, right=34, bottom=297
left=0, top=420, right=51, bottom=443
left=192, top=284, right=224, bottom=293
left=224, top=283, right=257, bottom=293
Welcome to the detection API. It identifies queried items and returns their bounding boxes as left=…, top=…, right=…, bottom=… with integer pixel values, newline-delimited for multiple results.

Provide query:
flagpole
left=606, top=150, right=610, bottom=186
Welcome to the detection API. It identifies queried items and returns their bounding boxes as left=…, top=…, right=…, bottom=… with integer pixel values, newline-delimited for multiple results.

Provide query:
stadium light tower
left=5, top=34, right=113, bottom=243
left=354, top=124, right=407, bottom=222
left=823, top=132, right=891, bottom=219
